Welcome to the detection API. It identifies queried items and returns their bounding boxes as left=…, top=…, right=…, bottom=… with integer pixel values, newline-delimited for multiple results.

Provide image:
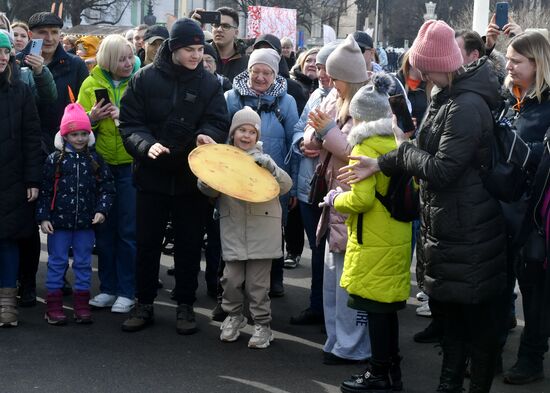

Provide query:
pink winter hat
left=409, top=20, right=463, bottom=73
left=60, top=103, right=92, bottom=136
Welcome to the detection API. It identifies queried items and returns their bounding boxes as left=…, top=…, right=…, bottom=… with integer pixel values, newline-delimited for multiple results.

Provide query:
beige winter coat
left=198, top=144, right=292, bottom=261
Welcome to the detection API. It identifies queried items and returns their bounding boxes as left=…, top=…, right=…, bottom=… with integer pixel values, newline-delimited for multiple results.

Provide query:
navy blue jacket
left=36, top=138, right=114, bottom=230
left=18, top=43, right=89, bottom=154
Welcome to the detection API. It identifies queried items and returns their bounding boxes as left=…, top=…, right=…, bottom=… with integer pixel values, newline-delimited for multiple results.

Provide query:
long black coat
left=119, top=41, right=229, bottom=196
left=0, top=72, right=42, bottom=239
left=379, top=58, right=507, bottom=304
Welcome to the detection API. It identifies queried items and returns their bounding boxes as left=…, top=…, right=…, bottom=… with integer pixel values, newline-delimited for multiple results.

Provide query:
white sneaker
left=416, top=291, right=429, bottom=302
left=111, top=296, right=135, bottom=313
left=220, top=314, right=248, bottom=342
left=416, top=301, right=432, bottom=317
left=248, top=324, right=274, bottom=349
left=89, top=293, right=116, bottom=308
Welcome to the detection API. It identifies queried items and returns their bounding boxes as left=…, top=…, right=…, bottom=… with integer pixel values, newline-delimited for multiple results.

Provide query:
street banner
left=247, top=6, right=297, bottom=49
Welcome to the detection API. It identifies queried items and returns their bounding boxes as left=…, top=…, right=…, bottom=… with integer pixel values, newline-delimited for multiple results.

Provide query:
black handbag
left=308, top=152, right=332, bottom=205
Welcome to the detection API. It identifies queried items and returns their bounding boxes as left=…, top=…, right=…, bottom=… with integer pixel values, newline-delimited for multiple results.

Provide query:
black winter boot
left=503, top=356, right=544, bottom=385
left=389, top=355, right=403, bottom=391
left=341, top=361, right=391, bottom=393
left=436, top=338, right=467, bottom=393
left=468, top=347, right=497, bottom=392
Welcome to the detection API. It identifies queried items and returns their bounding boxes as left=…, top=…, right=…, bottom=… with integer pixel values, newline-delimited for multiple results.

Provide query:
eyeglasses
left=250, top=69, right=274, bottom=78
left=211, top=23, right=237, bottom=31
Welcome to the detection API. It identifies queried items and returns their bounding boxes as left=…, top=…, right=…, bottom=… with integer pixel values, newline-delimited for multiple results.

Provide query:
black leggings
left=368, top=311, right=400, bottom=364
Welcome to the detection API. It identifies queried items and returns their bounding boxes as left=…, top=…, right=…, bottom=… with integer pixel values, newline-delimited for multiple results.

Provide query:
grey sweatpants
left=221, top=259, right=272, bottom=325
left=323, top=245, right=372, bottom=360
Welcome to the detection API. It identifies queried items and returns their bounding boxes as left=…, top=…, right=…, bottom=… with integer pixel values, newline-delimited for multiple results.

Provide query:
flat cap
left=28, top=12, right=63, bottom=30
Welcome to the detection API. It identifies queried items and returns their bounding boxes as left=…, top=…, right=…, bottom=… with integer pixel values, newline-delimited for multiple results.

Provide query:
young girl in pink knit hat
left=36, top=103, right=114, bottom=325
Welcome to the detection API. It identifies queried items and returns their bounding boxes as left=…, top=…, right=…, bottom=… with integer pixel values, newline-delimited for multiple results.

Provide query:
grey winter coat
left=198, top=144, right=292, bottom=261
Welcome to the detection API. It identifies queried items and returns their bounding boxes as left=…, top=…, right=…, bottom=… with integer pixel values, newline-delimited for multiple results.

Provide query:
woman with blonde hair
left=500, top=31, right=550, bottom=386
left=304, top=34, right=371, bottom=365
left=10, top=21, right=29, bottom=53
left=291, top=47, right=320, bottom=97
left=77, top=34, right=139, bottom=314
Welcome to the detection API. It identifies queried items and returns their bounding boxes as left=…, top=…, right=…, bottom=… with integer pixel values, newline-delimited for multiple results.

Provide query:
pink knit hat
left=60, top=103, right=92, bottom=136
left=409, top=20, right=463, bottom=73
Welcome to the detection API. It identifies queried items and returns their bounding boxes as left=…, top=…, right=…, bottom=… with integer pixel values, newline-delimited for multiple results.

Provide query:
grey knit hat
left=249, top=48, right=280, bottom=75
left=229, top=106, right=262, bottom=142
left=326, top=34, right=367, bottom=83
left=349, top=73, right=394, bottom=122
left=316, top=41, right=340, bottom=65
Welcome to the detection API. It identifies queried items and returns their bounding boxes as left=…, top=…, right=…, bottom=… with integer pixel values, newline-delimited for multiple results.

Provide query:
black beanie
left=203, top=43, right=218, bottom=62
left=168, top=18, right=204, bottom=52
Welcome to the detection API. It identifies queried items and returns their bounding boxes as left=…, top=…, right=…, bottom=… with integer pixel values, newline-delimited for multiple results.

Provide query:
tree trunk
left=70, top=7, right=83, bottom=26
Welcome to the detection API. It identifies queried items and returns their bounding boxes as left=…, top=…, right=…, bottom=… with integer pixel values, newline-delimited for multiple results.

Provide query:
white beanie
left=229, top=106, right=262, bottom=142
left=248, top=48, right=280, bottom=75
left=326, top=34, right=368, bottom=83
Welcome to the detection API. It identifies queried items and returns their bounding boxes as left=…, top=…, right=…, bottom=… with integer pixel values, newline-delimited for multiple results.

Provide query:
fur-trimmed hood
left=347, top=117, right=394, bottom=147
left=54, top=131, right=96, bottom=151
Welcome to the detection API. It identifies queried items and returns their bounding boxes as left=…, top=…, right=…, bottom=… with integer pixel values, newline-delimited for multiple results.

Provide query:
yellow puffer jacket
left=334, top=118, right=411, bottom=303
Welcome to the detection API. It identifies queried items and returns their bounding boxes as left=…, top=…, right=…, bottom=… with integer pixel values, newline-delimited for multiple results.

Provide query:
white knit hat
left=326, top=34, right=368, bottom=83
left=229, top=106, right=262, bottom=142
left=248, top=48, right=280, bottom=75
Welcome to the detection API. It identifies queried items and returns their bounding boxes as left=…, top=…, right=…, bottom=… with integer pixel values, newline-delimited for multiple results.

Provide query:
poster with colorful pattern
left=247, top=6, right=297, bottom=49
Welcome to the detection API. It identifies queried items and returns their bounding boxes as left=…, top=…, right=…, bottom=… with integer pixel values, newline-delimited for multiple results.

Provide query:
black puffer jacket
left=0, top=72, right=42, bottom=239
left=119, top=41, right=229, bottom=196
left=379, top=58, right=507, bottom=304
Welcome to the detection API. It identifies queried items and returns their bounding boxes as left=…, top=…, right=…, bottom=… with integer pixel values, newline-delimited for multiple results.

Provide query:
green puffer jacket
left=77, top=64, right=138, bottom=165
left=334, top=118, right=411, bottom=304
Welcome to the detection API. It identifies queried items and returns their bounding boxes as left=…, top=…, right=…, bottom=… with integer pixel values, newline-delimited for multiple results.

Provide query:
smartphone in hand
left=94, top=88, right=111, bottom=107
left=389, top=94, right=415, bottom=133
left=197, top=10, right=221, bottom=25
left=495, top=2, right=509, bottom=30
left=29, top=39, right=43, bottom=56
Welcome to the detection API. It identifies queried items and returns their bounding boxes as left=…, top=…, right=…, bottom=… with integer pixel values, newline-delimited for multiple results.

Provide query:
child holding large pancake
left=198, top=106, right=292, bottom=349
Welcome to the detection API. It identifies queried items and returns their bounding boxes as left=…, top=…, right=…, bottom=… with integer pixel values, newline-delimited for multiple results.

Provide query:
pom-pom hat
left=349, top=73, right=394, bottom=122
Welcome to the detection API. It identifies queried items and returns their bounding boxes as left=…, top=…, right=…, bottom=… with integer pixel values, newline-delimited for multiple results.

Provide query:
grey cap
left=28, top=12, right=63, bottom=30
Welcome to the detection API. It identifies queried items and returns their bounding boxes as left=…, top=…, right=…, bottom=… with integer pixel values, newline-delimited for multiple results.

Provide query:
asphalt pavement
left=1, top=234, right=548, bottom=393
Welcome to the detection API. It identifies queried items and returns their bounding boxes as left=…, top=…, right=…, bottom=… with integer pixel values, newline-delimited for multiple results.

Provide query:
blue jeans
left=299, top=201, right=325, bottom=313
left=0, top=239, right=19, bottom=288
left=95, top=164, right=136, bottom=299
left=47, top=229, right=94, bottom=291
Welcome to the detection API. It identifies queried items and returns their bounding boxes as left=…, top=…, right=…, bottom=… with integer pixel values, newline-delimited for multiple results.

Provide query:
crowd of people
left=0, top=6, right=548, bottom=393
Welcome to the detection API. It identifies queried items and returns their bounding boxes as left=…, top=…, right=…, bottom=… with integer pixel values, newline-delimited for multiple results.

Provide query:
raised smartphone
left=29, top=39, right=43, bottom=56
left=197, top=10, right=221, bottom=25
left=389, top=94, right=415, bottom=133
left=94, top=88, right=111, bottom=106
left=495, top=2, right=509, bottom=30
